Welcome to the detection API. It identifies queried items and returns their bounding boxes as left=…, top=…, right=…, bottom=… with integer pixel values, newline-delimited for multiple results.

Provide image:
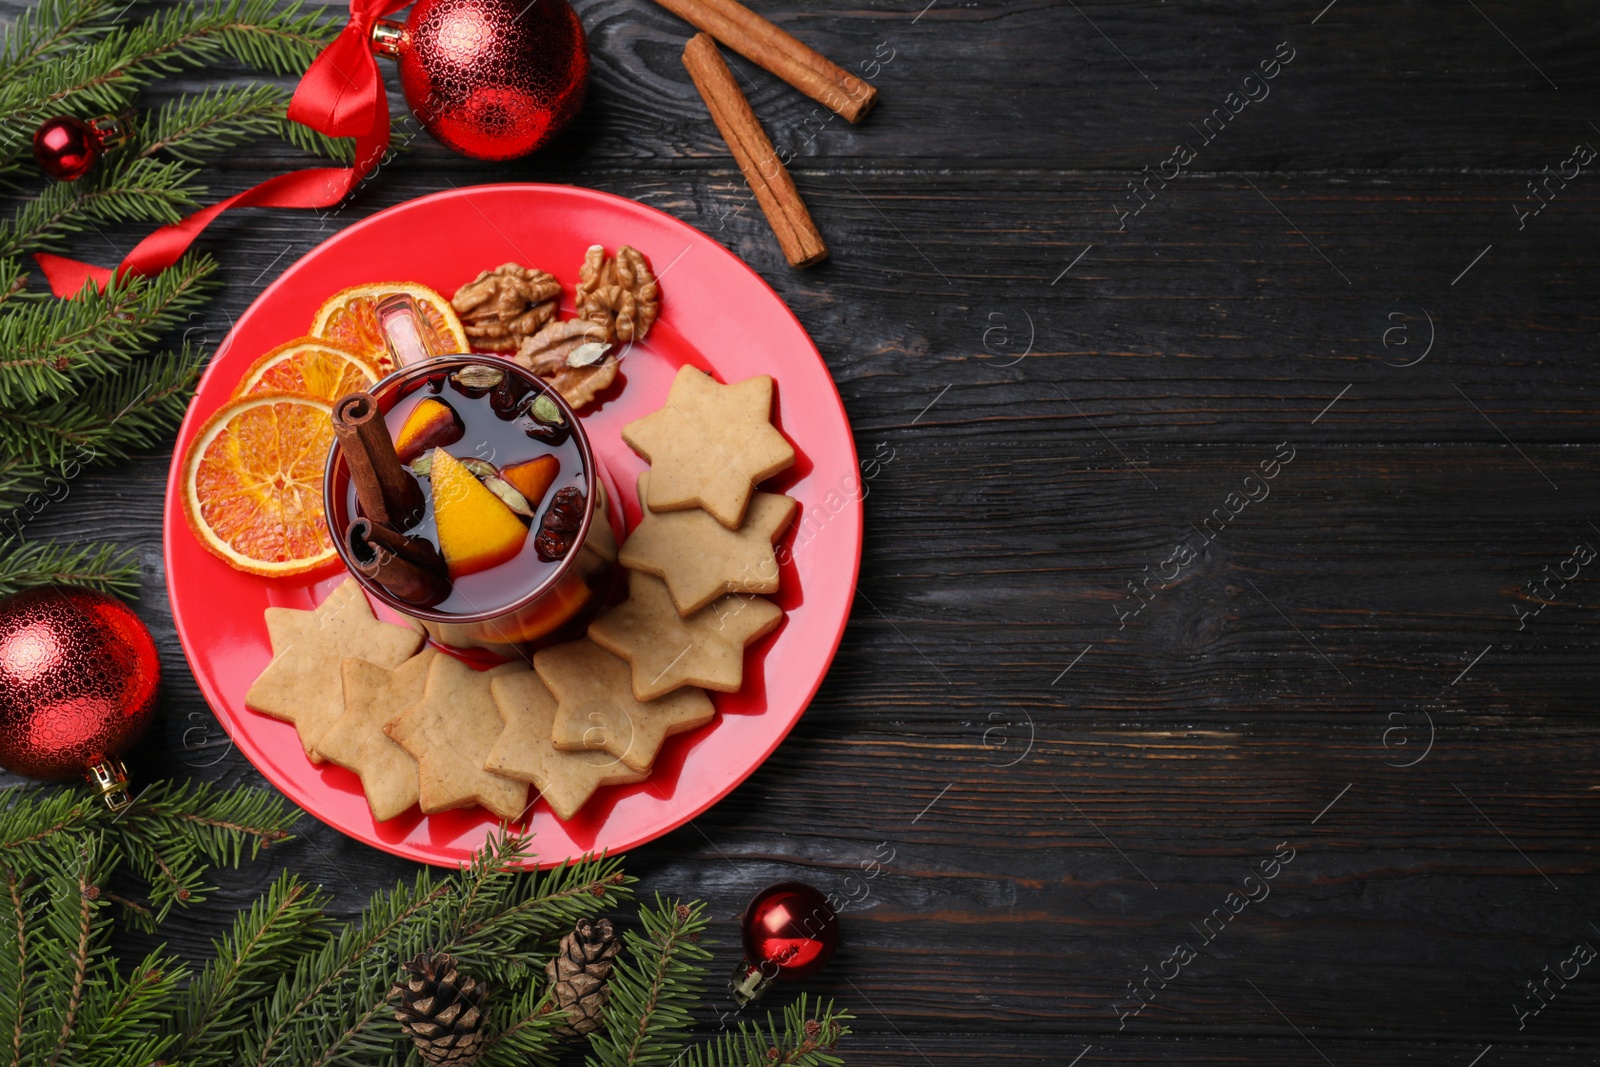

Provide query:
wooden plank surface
left=3, top=0, right=1600, bottom=1062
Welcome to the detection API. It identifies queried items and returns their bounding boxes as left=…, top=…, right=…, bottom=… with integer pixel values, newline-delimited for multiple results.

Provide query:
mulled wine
left=326, top=355, right=617, bottom=654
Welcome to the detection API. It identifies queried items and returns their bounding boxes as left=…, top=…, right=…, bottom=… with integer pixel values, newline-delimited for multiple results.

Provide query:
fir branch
left=245, top=836, right=630, bottom=1067
left=0, top=344, right=203, bottom=468
left=244, top=872, right=455, bottom=1066
left=0, top=787, right=99, bottom=852
left=0, top=538, right=138, bottom=597
left=676, top=996, right=853, bottom=1067
left=0, top=0, right=335, bottom=180
left=136, top=82, right=341, bottom=166
left=2, top=867, right=26, bottom=1067
left=127, top=779, right=299, bottom=867
left=0, top=253, right=214, bottom=407
left=77, top=948, right=185, bottom=1067
left=480, top=980, right=561, bottom=1067
left=452, top=849, right=634, bottom=971
left=0, top=0, right=120, bottom=79
left=45, top=846, right=96, bottom=1067
left=0, top=782, right=298, bottom=914
left=21, top=834, right=115, bottom=1067
left=172, top=872, right=332, bottom=1067
left=0, top=785, right=295, bottom=1066
left=0, top=154, right=206, bottom=258
left=114, top=780, right=299, bottom=919
left=585, top=896, right=712, bottom=1067
left=0, top=0, right=334, bottom=126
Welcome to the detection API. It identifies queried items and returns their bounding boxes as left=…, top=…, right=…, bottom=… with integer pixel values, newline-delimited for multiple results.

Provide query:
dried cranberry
left=534, top=487, right=585, bottom=561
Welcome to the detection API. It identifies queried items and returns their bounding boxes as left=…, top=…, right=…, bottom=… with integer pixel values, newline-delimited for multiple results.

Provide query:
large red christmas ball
left=32, top=116, right=101, bottom=181
left=376, top=0, right=588, bottom=162
left=0, top=586, right=159, bottom=781
left=730, top=881, right=839, bottom=1006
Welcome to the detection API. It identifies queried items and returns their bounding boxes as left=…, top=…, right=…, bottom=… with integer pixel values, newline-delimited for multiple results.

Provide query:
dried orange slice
left=233, top=337, right=380, bottom=403
left=308, top=282, right=468, bottom=372
left=182, top=393, right=338, bottom=576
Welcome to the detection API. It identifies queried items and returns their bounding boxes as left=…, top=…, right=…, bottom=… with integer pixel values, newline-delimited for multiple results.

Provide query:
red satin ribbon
left=35, top=0, right=409, bottom=298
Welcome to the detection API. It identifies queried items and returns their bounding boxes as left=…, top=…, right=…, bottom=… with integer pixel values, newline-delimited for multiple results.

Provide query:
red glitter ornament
left=0, top=586, right=159, bottom=809
left=370, top=0, right=587, bottom=162
left=729, top=881, right=840, bottom=1007
left=31, top=114, right=133, bottom=181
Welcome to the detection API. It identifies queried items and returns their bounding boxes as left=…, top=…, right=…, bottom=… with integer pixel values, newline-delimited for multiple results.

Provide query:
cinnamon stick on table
left=682, top=33, right=828, bottom=268
left=345, top=519, right=450, bottom=607
left=332, top=392, right=425, bottom=529
left=654, top=0, right=877, bottom=122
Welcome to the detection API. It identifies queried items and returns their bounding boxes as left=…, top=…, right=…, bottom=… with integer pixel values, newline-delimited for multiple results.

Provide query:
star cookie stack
left=243, top=364, right=797, bottom=825
left=496, top=364, right=798, bottom=817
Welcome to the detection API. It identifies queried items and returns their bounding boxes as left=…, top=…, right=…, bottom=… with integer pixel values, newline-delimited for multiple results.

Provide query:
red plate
left=163, top=185, right=862, bottom=867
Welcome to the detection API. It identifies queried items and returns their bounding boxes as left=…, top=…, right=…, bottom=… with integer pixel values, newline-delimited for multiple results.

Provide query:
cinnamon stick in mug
left=683, top=33, right=828, bottom=268
left=332, top=392, right=425, bottom=528
left=346, top=519, right=450, bottom=607
left=653, top=0, right=876, bottom=122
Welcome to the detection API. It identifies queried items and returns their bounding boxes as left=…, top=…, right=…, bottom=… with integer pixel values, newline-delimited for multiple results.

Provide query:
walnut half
left=451, top=263, right=561, bottom=352
left=574, top=245, right=660, bottom=345
left=513, top=318, right=618, bottom=410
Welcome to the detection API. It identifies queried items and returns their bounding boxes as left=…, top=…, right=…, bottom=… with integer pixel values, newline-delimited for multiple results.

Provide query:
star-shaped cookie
left=621, top=366, right=795, bottom=528
left=245, top=578, right=423, bottom=760
left=617, top=474, right=796, bottom=615
left=589, top=571, right=783, bottom=700
left=484, top=670, right=647, bottom=821
left=314, top=650, right=437, bottom=821
left=383, top=654, right=529, bottom=820
left=535, top=639, right=715, bottom=773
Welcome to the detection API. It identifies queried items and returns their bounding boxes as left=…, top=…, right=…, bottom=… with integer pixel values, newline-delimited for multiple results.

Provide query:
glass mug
left=323, top=295, right=619, bottom=655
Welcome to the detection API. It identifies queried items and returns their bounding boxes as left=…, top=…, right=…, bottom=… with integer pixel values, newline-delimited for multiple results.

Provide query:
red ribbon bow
left=34, top=0, right=409, bottom=298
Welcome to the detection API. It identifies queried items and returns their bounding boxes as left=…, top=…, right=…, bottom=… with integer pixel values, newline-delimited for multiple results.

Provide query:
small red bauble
left=370, top=0, right=588, bottom=162
left=0, top=586, right=159, bottom=809
left=729, top=881, right=840, bottom=1006
left=32, top=114, right=132, bottom=181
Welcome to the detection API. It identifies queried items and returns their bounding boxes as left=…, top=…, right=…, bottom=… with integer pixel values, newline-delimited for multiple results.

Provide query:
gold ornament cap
left=370, top=18, right=407, bottom=58
left=728, top=957, right=777, bottom=1008
left=85, top=758, right=132, bottom=811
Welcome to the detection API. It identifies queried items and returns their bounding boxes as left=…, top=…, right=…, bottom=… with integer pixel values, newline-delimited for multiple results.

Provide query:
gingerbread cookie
left=484, top=670, right=647, bottom=821
left=314, top=650, right=437, bottom=821
left=617, top=474, right=796, bottom=615
left=384, top=654, right=530, bottom=820
left=589, top=571, right=783, bottom=700
left=621, top=366, right=794, bottom=528
left=535, top=639, right=715, bottom=773
left=245, top=578, right=423, bottom=761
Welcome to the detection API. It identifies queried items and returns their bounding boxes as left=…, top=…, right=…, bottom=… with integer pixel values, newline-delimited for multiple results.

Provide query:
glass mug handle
left=374, top=293, right=446, bottom=367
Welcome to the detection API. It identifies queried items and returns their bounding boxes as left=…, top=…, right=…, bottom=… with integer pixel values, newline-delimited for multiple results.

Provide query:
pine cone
left=546, top=918, right=620, bottom=1038
left=389, top=952, right=489, bottom=1065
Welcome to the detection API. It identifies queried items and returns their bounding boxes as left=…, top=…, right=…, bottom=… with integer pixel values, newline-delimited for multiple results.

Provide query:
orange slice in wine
left=233, top=337, right=380, bottom=403
left=308, top=282, right=469, bottom=373
left=182, top=393, right=339, bottom=576
left=430, top=449, right=527, bottom=578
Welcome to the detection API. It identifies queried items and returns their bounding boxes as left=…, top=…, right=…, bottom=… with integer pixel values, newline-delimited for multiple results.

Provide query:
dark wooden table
left=9, top=0, right=1600, bottom=1062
